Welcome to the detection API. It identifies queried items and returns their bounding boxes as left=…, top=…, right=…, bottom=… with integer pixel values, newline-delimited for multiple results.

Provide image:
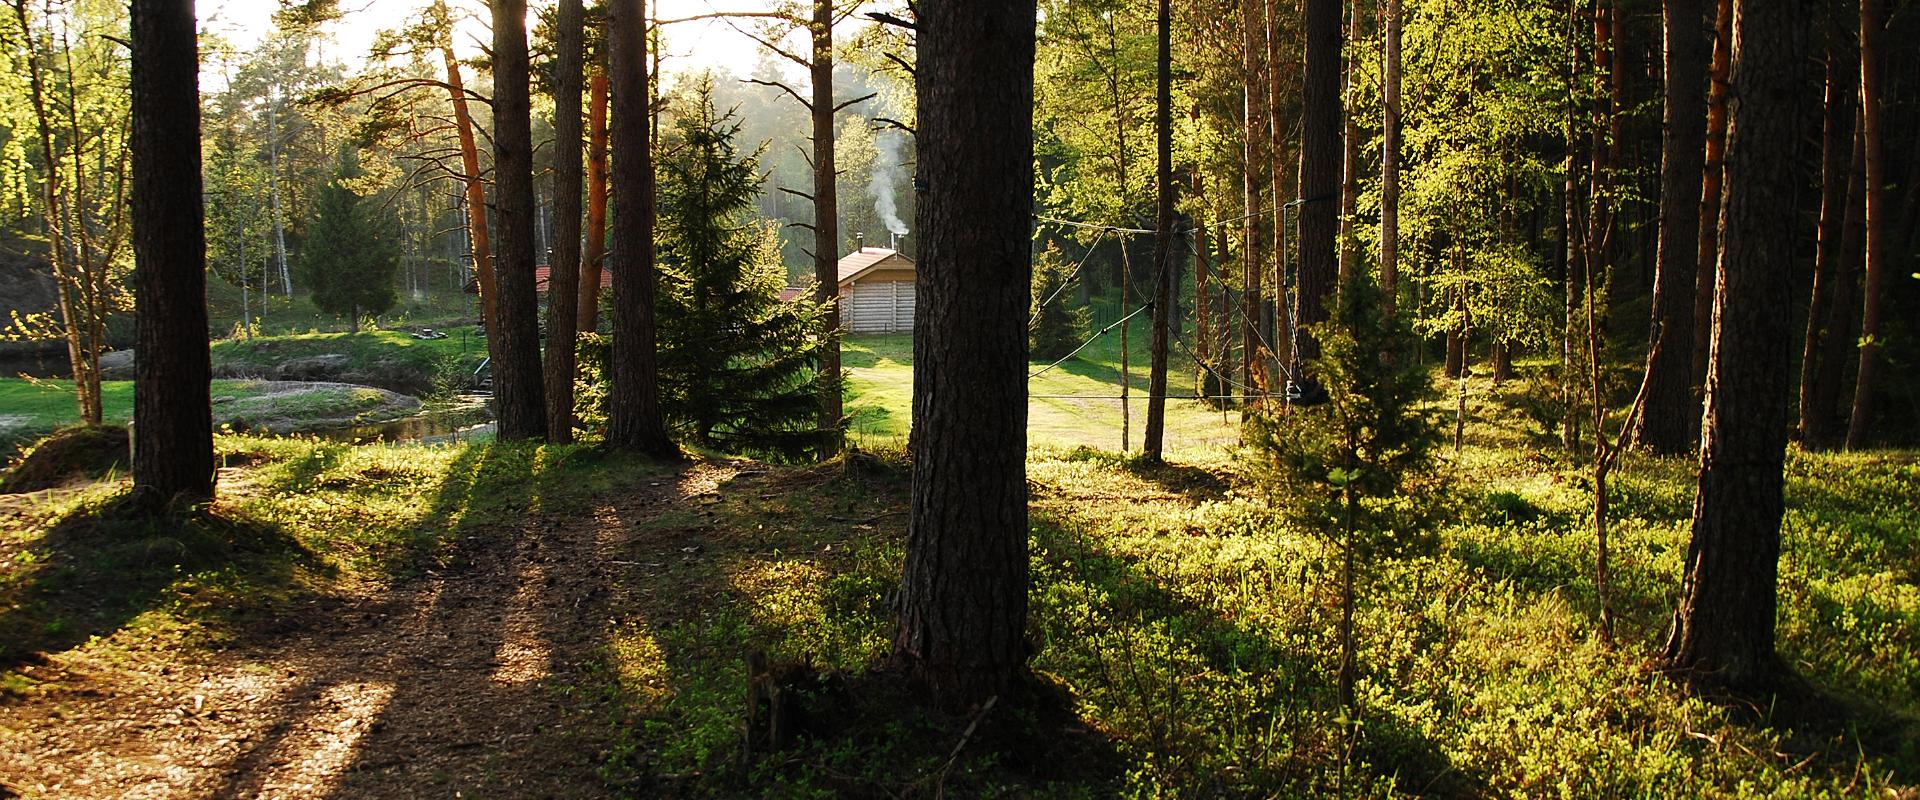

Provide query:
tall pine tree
left=654, top=80, right=832, bottom=459
left=299, top=152, right=398, bottom=333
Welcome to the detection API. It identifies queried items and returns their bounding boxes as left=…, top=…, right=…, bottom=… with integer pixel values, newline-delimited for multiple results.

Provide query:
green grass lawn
left=842, top=323, right=1241, bottom=459
left=1, top=378, right=419, bottom=451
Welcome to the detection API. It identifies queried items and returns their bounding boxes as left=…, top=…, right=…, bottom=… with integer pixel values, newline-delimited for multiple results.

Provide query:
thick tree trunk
left=1799, top=44, right=1857, bottom=449
left=578, top=67, right=609, bottom=330
left=1845, top=0, right=1889, bottom=451
left=1690, top=0, right=1731, bottom=390
left=130, top=0, right=214, bottom=509
left=1380, top=0, right=1401, bottom=317
left=893, top=0, right=1036, bottom=709
left=544, top=0, right=586, bottom=443
left=1294, top=0, right=1341, bottom=372
left=1662, top=0, right=1810, bottom=692
left=605, top=0, right=674, bottom=456
left=491, top=0, right=548, bottom=442
left=1631, top=0, right=1708, bottom=454
left=1144, top=0, right=1174, bottom=462
left=811, top=0, right=844, bottom=452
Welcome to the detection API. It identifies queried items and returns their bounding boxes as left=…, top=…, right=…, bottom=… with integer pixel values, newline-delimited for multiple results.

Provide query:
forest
left=0, top=0, right=1917, bottom=796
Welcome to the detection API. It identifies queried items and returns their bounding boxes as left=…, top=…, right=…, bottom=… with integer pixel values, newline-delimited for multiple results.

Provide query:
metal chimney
left=856, top=232, right=865, bottom=252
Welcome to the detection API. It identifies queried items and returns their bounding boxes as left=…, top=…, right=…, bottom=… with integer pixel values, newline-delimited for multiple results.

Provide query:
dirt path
left=1, top=462, right=740, bottom=799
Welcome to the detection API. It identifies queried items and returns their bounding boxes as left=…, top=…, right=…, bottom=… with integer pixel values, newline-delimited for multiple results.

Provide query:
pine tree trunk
left=811, top=0, right=844, bottom=453
left=130, top=0, right=214, bottom=509
left=892, top=0, right=1036, bottom=709
left=443, top=42, right=498, bottom=360
left=605, top=0, right=673, bottom=456
left=1144, top=0, right=1174, bottom=463
left=1631, top=0, right=1707, bottom=454
left=1662, top=0, right=1810, bottom=692
left=1845, top=0, right=1889, bottom=451
left=1241, top=0, right=1267, bottom=397
left=1266, top=0, right=1289, bottom=377
left=1294, top=0, right=1342, bottom=372
left=1336, top=0, right=1360, bottom=290
left=579, top=66, right=610, bottom=330
left=1690, top=0, right=1731, bottom=390
left=1799, top=42, right=1857, bottom=449
left=1380, top=0, right=1402, bottom=317
left=544, top=0, right=586, bottom=444
left=491, top=0, right=548, bottom=442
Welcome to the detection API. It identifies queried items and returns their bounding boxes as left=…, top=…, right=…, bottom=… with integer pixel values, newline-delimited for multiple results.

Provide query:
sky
left=198, top=0, right=793, bottom=83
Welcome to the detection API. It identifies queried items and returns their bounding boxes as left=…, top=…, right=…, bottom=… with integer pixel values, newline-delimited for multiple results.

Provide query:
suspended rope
left=1029, top=226, right=1108, bottom=327
left=1028, top=301, right=1155, bottom=380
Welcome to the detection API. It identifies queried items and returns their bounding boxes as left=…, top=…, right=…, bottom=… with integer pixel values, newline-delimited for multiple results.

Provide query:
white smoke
left=868, top=130, right=909, bottom=237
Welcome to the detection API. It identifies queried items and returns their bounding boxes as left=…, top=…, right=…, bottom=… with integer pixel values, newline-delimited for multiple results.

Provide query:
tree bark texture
left=544, top=0, right=586, bottom=443
left=605, top=0, right=674, bottom=456
left=1632, top=0, right=1708, bottom=454
left=1662, top=0, right=1811, bottom=692
left=130, top=0, right=214, bottom=508
left=1799, top=41, right=1857, bottom=449
left=811, top=0, right=844, bottom=450
left=491, top=0, right=549, bottom=442
left=893, top=0, right=1036, bottom=708
left=1294, top=0, right=1341, bottom=373
left=1845, top=0, right=1889, bottom=451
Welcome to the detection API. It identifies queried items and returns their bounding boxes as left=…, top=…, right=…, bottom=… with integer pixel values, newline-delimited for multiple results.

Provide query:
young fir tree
left=1242, top=272, right=1442, bottom=710
left=1029, top=244, right=1090, bottom=361
left=299, top=151, right=398, bottom=332
left=654, top=79, right=831, bottom=459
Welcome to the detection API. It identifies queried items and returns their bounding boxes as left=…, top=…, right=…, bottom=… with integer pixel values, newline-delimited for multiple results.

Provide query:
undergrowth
left=2, top=396, right=1915, bottom=797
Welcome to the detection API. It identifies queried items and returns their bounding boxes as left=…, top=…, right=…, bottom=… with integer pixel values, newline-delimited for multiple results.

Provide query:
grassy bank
left=843, top=331, right=1240, bottom=458
left=0, top=378, right=424, bottom=454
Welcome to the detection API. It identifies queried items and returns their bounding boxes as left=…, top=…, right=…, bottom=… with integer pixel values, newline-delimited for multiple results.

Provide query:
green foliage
left=652, top=78, right=832, bottom=460
left=1031, top=244, right=1092, bottom=360
left=297, top=150, right=398, bottom=327
left=1243, top=276, right=1444, bottom=547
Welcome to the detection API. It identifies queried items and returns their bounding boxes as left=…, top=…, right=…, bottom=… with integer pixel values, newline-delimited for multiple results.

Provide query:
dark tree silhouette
left=490, top=0, right=548, bottom=442
left=892, top=0, right=1037, bottom=707
left=605, top=0, right=674, bottom=456
left=130, top=0, right=214, bottom=509
left=1799, top=31, right=1858, bottom=450
left=1293, top=0, right=1341, bottom=373
left=545, top=0, right=586, bottom=443
left=1631, top=0, right=1708, bottom=454
left=1662, top=0, right=1812, bottom=692
left=1845, top=0, right=1890, bottom=450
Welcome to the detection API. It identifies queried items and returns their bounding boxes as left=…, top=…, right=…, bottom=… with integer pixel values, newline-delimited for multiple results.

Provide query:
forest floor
left=2, top=371, right=1918, bottom=798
